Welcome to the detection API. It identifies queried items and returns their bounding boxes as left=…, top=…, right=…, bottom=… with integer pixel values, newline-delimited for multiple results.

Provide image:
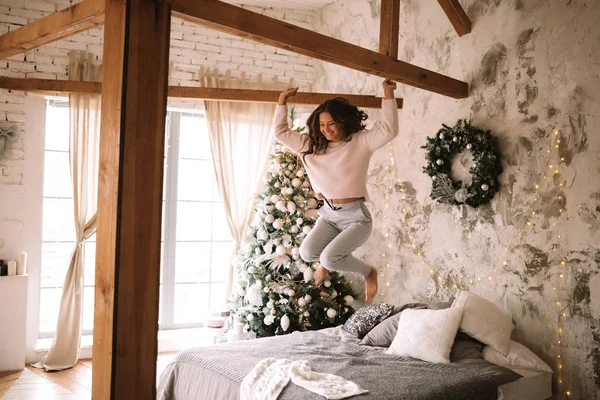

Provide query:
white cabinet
left=0, top=275, right=28, bottom=371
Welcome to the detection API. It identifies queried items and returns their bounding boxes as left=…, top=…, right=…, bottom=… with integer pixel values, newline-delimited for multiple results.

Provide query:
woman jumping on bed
left=274, top=79, right=399, bottom=302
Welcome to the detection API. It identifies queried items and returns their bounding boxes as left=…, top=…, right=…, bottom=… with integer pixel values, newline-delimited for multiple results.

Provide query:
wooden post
left=92, top=0, right=170, bottom=398
left=379, top=0, right=400, bottom=58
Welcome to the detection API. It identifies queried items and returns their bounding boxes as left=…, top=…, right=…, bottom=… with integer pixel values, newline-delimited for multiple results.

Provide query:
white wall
left=0, top=0, right=318, bottom=361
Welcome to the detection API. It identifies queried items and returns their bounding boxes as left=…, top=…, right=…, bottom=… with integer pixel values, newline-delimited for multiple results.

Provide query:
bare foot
left=364, top=267, right=378, bottom=302
left=314, top=264, right=329, bottom=286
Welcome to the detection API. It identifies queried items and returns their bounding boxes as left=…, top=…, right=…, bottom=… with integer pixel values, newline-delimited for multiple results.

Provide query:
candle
left=7, top=260, right=16, bottom=276
left=17, top=251, right=27, bottom=275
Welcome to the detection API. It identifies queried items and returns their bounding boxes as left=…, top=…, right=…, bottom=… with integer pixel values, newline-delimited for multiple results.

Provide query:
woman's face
left=319, top=112, right=343, bottom=142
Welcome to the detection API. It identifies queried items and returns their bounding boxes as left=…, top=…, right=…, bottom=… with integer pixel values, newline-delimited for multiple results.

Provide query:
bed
left=157, top=325, right=552, bottom=400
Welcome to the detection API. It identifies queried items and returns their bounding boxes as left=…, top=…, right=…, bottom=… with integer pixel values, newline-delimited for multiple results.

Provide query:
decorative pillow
left=342, top=303, right=394, bottom=338
left=483, top=340, right=553, bottom=373
left=387, top=307, right=463, bottom=363
left=450, top=339, right=484, bottom=362
left=360, top=303, right=428, bottom=347
left=452, top=291, right=514, bottom=355
left=429, top=299, right=454, bottom=310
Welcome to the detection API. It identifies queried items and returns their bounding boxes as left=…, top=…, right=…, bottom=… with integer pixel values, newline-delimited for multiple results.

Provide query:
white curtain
left=34, top=51, right=101, bottom=371
left=200, top=68, right=286, bottom=299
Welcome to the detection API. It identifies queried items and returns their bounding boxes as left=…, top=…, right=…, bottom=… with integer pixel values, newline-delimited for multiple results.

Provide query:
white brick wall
left=0, top=0, right=317, bottom=185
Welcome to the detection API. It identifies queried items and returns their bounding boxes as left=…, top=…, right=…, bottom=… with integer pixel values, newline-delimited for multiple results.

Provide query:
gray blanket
left=158, top=328, right=521, bottom=400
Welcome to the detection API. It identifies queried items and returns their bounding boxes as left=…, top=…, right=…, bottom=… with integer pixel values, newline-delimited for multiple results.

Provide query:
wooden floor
left=0, top=354, right=176, bottom=399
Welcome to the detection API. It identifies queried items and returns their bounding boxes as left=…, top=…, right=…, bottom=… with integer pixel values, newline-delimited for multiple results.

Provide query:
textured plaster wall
left=314, top=0, right=599, bottom=398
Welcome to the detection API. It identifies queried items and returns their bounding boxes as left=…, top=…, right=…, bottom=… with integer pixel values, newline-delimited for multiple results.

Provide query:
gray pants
left=299, top=199, right=373, bottom=277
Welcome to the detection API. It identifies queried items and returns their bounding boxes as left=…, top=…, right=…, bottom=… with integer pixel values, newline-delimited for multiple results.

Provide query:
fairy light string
left=380, top=127, right=571, bottom=396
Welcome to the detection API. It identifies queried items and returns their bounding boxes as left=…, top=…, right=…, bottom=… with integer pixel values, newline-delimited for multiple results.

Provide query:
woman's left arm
left=364, top=79, right=399, bottom=152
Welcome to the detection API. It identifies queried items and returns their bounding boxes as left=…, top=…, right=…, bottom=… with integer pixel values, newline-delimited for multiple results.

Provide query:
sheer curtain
left=34, top=51, right=101, bottom=371
left=200, top=68, right=287, bottom=299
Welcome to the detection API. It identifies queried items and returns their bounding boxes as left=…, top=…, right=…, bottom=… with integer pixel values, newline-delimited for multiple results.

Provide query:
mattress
left=498, top=367, right=553, bottom=400
left=158, top=361, right=552, bottom=400
left=157, top=327, right=523, bottom=400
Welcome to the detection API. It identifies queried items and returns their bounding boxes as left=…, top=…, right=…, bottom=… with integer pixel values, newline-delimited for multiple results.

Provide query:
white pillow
left=387, top=307, right=462, bottom=363
left=452, top=290, right=514, bottom=355
left=483, top=340, right=553, bottom=373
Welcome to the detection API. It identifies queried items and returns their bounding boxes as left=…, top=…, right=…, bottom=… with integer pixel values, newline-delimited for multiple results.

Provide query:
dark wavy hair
left=301, top=97, right=368, bottom=161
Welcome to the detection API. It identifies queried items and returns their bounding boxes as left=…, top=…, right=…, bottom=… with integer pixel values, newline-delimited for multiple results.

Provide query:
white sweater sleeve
left=363, top=99, right=399, bottom=152
left=273, top=105, right=308, bottom=154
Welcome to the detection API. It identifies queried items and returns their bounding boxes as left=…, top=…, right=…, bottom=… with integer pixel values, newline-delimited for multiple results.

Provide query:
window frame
left=38, top=103, right=230, bottom=339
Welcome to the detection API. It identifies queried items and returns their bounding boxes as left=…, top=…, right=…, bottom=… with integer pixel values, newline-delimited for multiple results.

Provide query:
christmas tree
left=229, top=108, right=357, bottom=337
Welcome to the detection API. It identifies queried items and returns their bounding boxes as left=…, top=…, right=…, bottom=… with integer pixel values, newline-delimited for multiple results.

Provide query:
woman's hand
left=382, top=79, right=397, bottom=99
left=278, top=87, right=299, bottom=105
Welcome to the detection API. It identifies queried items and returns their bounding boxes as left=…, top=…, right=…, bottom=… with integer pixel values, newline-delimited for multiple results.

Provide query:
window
left=160, top=111, right=233, bottom=328
left=39, top=99, right=96, bottom=338
left=39, top=103, right=232, bottom=338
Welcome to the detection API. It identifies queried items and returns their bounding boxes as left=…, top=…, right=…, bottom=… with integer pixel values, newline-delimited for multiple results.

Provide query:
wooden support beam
left=92, top=0, right=170, bottom=398
left=0, top=77, right=100, bottom=94
left=379, top=0, right=400, bottom=58
left=0, top=0, right=105, bottom=60
left=437, top=0, right=471, bottom=37
left=171, top=87, right=403, bottom=108
left=0, top=77, right=403, bottom=108
left=171, top=0, right=468, bottom=99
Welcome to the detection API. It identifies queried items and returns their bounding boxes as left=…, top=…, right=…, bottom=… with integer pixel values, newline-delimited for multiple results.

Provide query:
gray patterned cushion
left=342, top=303, right=395, bottom=338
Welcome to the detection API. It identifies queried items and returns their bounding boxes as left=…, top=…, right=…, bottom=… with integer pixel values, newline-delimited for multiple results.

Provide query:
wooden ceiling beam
left=437, top=0, right=471, bottom=37
left=379, top=0, right=400, bottom=58
left=0, top=0, right=105, bottom=60
left=171, top=87, right=403, bottom=108
left=0, top=77, right=100, bottom=94
left=171, top=0, right=468, bottom=99
left=0, top=77, right=402, bottom=108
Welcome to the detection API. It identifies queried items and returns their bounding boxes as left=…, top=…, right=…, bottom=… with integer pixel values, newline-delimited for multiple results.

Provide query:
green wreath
left=421, top=120, right=502, bottom=207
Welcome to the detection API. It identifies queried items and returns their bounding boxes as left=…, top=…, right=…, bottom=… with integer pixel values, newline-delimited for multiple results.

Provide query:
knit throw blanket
left=240, top=358, right=368, bottom=400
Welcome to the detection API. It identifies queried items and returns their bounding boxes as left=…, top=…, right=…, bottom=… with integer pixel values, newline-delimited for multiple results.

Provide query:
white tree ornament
left=280, top=314, right=290, bottom=331
left=303, top=268, right=314, bottom=283
left=343, top=295, right=354, bottom=306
